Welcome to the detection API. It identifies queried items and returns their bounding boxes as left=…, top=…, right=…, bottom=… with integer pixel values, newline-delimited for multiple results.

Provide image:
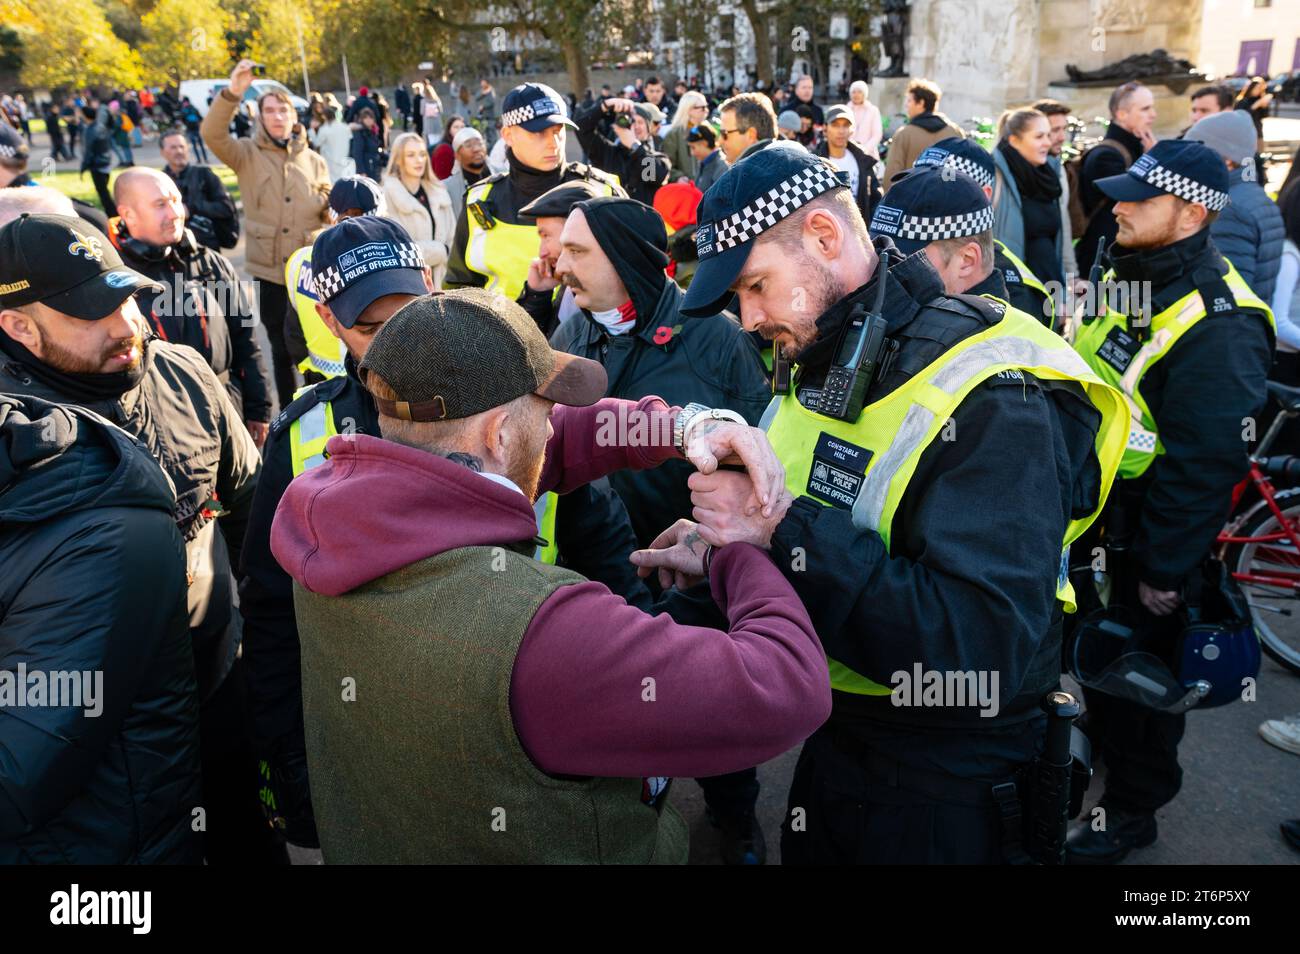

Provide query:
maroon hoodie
left=271, top=395, right=830, bottom=778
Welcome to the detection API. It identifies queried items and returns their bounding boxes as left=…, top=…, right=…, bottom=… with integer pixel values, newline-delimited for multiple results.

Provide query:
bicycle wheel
left=1221, top=487, right=1300, bottom=674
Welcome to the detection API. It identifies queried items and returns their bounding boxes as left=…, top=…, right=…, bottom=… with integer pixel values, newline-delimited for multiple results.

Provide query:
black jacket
left=552, top=280, right=771, bottom=546
left=1107, top=230, right=1273, bottom=590
left=350, top=125, right=384, bottom=180
left=767, top=240, right=1104, bottom=746
left=0, top=338, right=262, bottom=702
left=0, top=395, right=201, bottom=863
left=575, top=100, right=672, bottom=206
left=1078, top=122, right=1144, bottom=255
left=165, top=162, right=239, bottom=249
left=239, top=359, right=651, bottom=842
left=444, top=153, right=620, bottom=289
left=814, top=138, right=882, bottom=223
left=113, top=225, right=272, bottom=424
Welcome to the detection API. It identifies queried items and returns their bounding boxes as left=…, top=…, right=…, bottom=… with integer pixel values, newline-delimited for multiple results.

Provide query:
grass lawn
left=35, top=164, right=241, bottom=209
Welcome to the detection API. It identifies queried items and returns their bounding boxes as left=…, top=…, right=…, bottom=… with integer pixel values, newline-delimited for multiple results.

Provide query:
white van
left=178, top=78, right=309, bottom=120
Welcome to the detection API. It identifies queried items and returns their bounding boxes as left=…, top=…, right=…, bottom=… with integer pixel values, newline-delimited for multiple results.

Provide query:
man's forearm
left=539, top=396, right=681, bottom=495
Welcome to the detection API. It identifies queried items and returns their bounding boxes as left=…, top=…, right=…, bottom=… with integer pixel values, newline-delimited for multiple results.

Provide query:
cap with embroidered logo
left=681, top=142, right=849, bottom=317
left=912, top=136, right=996, bottom=191
left=868, top=165, right=993, bottom=255
left=1094, top=138, right=1230, bottom=211
left=310, top=216, right=428, bottom=328
left=499, top=83, right=578, bottom=132
left=0, top=213, right=161, bottom=320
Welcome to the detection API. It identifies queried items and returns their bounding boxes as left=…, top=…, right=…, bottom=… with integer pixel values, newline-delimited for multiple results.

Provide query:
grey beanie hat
left=1184, top=110, right=1257, bottom=167
left=777, top=110, right=802, bottom=133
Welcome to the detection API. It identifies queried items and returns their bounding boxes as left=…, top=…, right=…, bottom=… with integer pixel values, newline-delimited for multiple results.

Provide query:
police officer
left=910, top=137, right=1057, bottom=325
left=284, top=177, right=388, bottom=383
left=1066, top=140, right=1274, bottom=863
left=241, top=217, right=654, bottom=845
left=444, top=83, right=620, bottom=299
left=870, top=165, right=1031, bottom=317
left=642, top=143, right=1127, bottom=863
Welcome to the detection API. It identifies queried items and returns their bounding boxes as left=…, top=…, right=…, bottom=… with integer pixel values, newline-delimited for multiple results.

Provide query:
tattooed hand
left=630, top=518, right=711, bottom=590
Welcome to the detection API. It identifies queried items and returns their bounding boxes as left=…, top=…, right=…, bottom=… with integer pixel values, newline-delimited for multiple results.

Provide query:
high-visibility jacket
left=463, top=174, right=619, bottom=300
left=287, top=388, right=559, bottom=565
left=763, top=303, right=1128, bottom=696
left=285, top=246, right=347, bottom=379
left=993, top=239, right=1054, bottom=325
left=1073, top=260, right=1274, bottom=480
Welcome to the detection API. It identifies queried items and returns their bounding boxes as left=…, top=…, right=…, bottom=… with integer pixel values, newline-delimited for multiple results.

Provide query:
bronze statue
left=1062, top=49, right=1206, bottom=93
left=879, top=0, right=909, bottom=78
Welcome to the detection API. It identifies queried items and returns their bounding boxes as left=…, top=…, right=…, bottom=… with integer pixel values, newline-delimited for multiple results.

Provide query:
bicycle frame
left=1218, top=409, right=1300, bottom=589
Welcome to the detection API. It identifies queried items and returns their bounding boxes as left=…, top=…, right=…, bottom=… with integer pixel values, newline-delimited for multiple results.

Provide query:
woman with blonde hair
left=991, top=107, right=1065, bottom=288
left=660, top=89, right=710, bottom=180
left=846, top=81, right=882, bottom=158
left=381, top=131, right=455, bottom=286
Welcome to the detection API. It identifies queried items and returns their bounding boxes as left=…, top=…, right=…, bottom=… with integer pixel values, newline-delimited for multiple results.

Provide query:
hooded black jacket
left=0, top=395, right=201, bottom=863
left=0, top=338, right=262, bottom=702
left=575, top=99, right=672, bottom=206
left=551, top=197, right=771, bottom=546
left=767, top=239, right=1104, bottom=754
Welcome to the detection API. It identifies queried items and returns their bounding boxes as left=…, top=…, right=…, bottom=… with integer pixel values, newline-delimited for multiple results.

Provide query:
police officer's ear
left=314, top=302, right=344, bottom=340
left=0, top=305, right=41, bottom=352
left=421, top=266, right=433, bottom=293
left=803, top=206, right=846, bottom=259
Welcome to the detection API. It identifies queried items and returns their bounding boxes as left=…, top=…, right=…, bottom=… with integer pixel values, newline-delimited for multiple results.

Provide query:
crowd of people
left=2, top=51, right=1300, bottom=867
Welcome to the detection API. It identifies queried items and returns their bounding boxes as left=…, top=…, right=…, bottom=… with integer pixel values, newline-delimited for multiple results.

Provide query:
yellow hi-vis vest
left=993, top=239, right=1054, bottom=323
left=286, top=389, right=560, bottom=566
left=463, top=175, right=618, bottom=300
left=285, top=246, right=348, bottom=379
left=1072, top=261, right=1274, bottom=480
left=763, top=304, right=1128, bottom=696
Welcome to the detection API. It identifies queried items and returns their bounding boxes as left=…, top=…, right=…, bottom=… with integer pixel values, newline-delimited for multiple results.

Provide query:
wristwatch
left=674, top=403, right=747, bottom=454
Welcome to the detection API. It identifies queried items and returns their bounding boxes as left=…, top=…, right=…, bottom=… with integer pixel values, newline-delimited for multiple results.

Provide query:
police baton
left=1027, top=690, right=1081, bottom=864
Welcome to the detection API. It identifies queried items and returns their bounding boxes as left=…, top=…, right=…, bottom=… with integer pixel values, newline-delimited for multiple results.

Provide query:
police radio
left=1081, top=236, right=1107, bottom=324
left=816, top=264, right=892, bottom=422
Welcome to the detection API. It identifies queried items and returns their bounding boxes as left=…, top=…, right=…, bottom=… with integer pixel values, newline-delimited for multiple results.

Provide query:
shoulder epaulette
left=269, top=375, right=349, bottom=437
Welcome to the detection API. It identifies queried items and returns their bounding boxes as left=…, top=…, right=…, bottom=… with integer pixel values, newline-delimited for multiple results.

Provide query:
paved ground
left=28, top=115, right=1300, bottom=867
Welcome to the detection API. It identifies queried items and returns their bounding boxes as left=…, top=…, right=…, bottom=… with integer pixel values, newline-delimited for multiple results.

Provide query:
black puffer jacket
left=0, top=338, right=262, bottom=702
left=0, top=395, right=201, bottom=863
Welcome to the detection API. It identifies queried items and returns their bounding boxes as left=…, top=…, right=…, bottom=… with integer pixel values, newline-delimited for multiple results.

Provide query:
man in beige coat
left=881, top=78, right=965, bottom=191
left=202, top=59, right=332, bottom=409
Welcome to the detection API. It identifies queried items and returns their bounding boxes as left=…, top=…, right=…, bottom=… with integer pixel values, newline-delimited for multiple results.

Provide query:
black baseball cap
left=681, top=142, right=848, bottom=318
left=310, top=217, right=428, bottom=328
left=912, top=137, right=996, bottom=190
left=518, top=179, right=612, bottom=219
left=869, top=165, right=993, bottom=255
left=328, top=175, right=385, bottom=216
left=499, top=83, right=577, bottom=132
left=0, top=213, right=161, bottom=320
left=359, top=288, right=608, bottom=422
left=1094, top=139, right=1230, bottom=210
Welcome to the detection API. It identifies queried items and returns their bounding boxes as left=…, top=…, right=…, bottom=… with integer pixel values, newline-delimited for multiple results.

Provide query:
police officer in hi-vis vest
left=1066, top=140, right=1273, bottom=864
left=910, top=137, right=1058, bottom=327
left=284, top=177, right=387, bottom=384
left=241, top=216, right=656, bottom=846
left=637, top=143, right=1127, bottom=864
left=444, top=82, right=620, bottom=299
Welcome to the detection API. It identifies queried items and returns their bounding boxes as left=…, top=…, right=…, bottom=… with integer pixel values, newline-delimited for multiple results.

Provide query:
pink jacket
left=849, top=101, right=883, bottom=159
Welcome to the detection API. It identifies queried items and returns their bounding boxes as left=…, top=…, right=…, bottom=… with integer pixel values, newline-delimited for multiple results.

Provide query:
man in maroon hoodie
left=270, top=288, right=829, bottom=864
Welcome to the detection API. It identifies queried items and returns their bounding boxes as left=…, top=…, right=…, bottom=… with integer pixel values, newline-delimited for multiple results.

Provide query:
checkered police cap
left=313, top=241, right=425, bottom=301
left=1138, top=158, right=1229, bottom=211
left=892, top=205, right=995, bottom=241
left=913, top=138, right=995, bottom=190
left=696, top=159, right=846, bottom=260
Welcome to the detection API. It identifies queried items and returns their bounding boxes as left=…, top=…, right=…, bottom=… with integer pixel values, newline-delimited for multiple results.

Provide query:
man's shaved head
left=0, top=185, right=76, bottom=226
left=112, top=166, right=173, bottom=204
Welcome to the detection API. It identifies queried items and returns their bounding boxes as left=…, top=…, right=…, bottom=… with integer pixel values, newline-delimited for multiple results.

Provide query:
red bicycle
left=1217, top=381, right=1300, bottom=675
